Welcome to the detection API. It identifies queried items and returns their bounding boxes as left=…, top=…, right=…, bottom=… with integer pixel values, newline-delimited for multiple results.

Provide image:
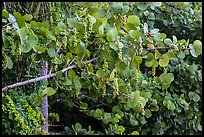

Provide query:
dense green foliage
left=2, top=2, right=202, bottom=135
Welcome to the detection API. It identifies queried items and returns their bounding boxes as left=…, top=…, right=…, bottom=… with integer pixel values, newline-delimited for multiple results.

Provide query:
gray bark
left=40, top=60, right=48, bottom=134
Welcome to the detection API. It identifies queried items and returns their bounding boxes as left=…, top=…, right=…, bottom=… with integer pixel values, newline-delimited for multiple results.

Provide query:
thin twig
left=48, top=39, right=65, bottom=74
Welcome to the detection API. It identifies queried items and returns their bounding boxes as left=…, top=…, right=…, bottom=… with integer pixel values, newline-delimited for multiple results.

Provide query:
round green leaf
left=23, top=14, right=33, bottom=21
left=188, top=92, right=194, bottom=99
left=134, top=56, right=143, bottom=67
left=33, top=45, right=46, bottom=53
left=75, top=79, right=82, bottom=91
left=17, top=27, right=29, bottom=41
left=148, top=13, right=155, bottom=20
left=99, top=25, right=104, bottom=35
left=140, top=97, right=147, bottom=107
left=172, top=35, right=177, bottom=44
left=75, top=123, right=82, bottom=130
left=68, top=69, right=76, bottom=79
left=20, top=43, right=32, bottom=53
left=115, top=113, right=121, bottom=119
left=187, top=64, right=197, bottom=74
left=123, top=67, right=132, bottom=78
left=117, top=61, right=127, bottom=70
left=6, top=56, right=13, bottom=69
left=88, top=6, right=99, bottom=15
left=121, top=5, right=129, bottom=14
left=80, top=102, right=88, bottom=110
left=159, top=73, right=172, bottom=84
left=48, top=48, right=56, bottom=58
left=42, top=21, right=50, bottom=28
left=94, top=109, right=103, bottom=119
left=107, top=28, right=118, bottom=42
left=159, top=33, right=167, bottom=40
left=117, top=125, right=125, bottom=133
left=154, top=33, right=160, bottom=41
left=139, top=117, right=147, bottom=125
left=177, top=51, right=185, bottom=59
left=127, top=15, right=140, bottom=26
left=62, top=78, right=72, bottom=86
left=127, top=100, right=134, bottom=108
left=146, top=52, right=154, bottom=61
left=131, top=131, right=139, bottom=135
left=145, top=59, right=158, bottom=67
left=99, top=18, right=107, bottom=27
left=130, top=115, right=138, bottom=126
left=167, top=101, right=175, bottom=110
left=150, top=104, right=159, bottom=111
left=166, top=51, right=176, bottom=59
left=57, top=21, right=67, bottom=30
left=96, top=69, right=106, bottom=77
left=145, top=109, right=152, bottom=118
left=159, top=73, right=172, bottom=90
left=141, top=91, right=152, bottom=99
left=27, top=33, right=38, bottom=48
left=56, top=71, right=63, bottom=78
left=150, top=29, right=159, bottom=34
left=159, top=54, right=169, bottom=67
left=193, top=40, right=202, bottom=56
left=168, top=73, right=174, bottom=82
left=154, top=2, right=162, bottom=7
left=104, top=112, right=112, bottom=121
left=98, top=8, right=107, bottom=18
left=129, top=30, right=140, bottom=40
left=164, top=38, right=172, bottom=45
left=109, top=42, right=118, bottom=51
left=137, top=4, right=147, bottom=10
left=42, top=87, right=56, bottom=97
left=192, top=93, right=200, bottom=102
left=189, top=44, right=197, bottom=57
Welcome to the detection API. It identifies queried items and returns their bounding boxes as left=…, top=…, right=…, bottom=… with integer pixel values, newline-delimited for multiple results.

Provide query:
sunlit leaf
left=14, top=12, right=25, bottom=28
left=127, top=15, right=140, bottom=26
left=23, top=14, right=33, bottom=21
left=2, top=10, right=9, bottom=19
left=159, top=54, right=169, bottom=67
left=42, top=87, right=56, bottom=97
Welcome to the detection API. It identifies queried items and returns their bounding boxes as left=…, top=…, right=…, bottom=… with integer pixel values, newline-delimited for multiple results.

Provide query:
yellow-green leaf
left=127, top=15, right=140, bottom=26
left=23, top=14, right=33, bottom=21
left=42, top=87, right=56, bottom=97
left=159, top=54, right=169, bottom=67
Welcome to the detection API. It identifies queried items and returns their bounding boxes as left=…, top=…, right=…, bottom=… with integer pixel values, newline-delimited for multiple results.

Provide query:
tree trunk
left=40, top=60, right=48, bottom=134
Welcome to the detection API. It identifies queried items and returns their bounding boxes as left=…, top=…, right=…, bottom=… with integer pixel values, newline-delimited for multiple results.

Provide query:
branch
left=2, top=58, right=98, bottom=92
